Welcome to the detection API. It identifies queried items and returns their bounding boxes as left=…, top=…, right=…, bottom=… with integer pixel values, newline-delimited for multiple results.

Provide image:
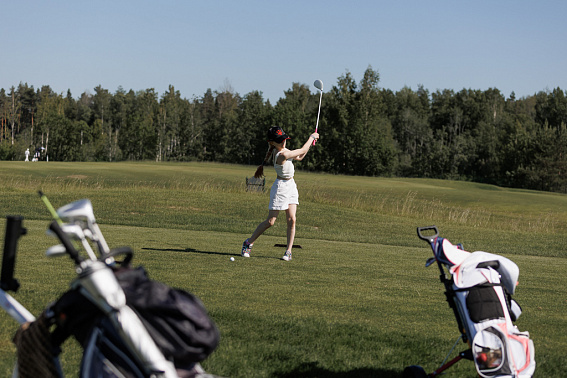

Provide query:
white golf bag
left=435, top=236, right=536, bottom=378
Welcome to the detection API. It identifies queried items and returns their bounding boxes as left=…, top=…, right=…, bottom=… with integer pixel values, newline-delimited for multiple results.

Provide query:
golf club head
left=46, top=223, right=85, bottom=240
left=46, top=244, right=67, bottom=257
left=83, top=228, right=94, bottom=240
left=61, top=224, right=87, bottom=240
left=314, top=79, right=323, bottom=91
left=47, top=223, right=100, bottom=260
left=56, top=198, right=110, bottom=256
left=57, top=199, right=96, bottom=225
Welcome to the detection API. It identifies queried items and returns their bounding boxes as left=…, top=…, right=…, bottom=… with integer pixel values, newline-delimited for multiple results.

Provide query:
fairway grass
left=0, top=162, right=566, bottom=377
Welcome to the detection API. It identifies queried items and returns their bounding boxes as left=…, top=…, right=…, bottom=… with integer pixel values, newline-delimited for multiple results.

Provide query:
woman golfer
left=242, top=126, right=319, bottom=261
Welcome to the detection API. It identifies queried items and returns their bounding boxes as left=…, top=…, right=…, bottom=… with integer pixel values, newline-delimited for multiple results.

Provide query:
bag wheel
left=403, top=365, right=428, bottom=378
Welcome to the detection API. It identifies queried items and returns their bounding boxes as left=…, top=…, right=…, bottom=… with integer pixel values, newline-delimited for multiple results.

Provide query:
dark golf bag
left=4, top=199, right=220, bottom=378
left=43, top=264, right=220, bottom=378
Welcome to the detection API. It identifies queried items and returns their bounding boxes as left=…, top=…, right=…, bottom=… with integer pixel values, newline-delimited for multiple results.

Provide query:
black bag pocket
left=116, top=266, right=220, bottom=364
left=466, top=285, right=505, bottom=323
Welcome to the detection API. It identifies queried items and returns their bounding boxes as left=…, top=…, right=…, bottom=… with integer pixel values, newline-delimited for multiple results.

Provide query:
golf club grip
left=416, top=226, right=439, bottom=242
left=49, top=220, right=83, bottom=264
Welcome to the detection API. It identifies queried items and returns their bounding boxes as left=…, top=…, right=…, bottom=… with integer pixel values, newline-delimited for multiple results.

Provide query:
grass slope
left=0, top=161, right=565, bottom=377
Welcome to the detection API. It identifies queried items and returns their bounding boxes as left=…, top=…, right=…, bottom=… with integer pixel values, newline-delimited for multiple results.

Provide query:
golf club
left=313, top=79, right=323, bottom=145
left=56, top=198, right=111, bottom=256
left=46, top=244, right=67, bottom=258
left=60, top=223, right=98, bottom=260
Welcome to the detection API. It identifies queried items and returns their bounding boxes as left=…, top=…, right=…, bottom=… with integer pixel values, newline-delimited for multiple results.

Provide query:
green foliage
left=2, top=76, right=567, bottom=193
left=0, top=139, right=16, bottom=160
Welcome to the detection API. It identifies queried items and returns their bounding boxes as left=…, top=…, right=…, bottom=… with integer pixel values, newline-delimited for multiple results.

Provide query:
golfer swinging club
left=242, top=126, right=319, bottom=261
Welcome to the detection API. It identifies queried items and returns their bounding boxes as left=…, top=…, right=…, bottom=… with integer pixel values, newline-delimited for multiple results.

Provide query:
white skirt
left=269, top=178, right=299, bottom=210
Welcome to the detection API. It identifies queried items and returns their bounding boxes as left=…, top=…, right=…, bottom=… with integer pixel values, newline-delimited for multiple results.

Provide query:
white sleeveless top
left=274, top=149, right=295, bottom=179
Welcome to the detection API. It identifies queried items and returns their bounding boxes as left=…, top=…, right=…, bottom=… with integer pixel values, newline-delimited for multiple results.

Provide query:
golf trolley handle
left=1, top=216, right=27, bottom=292
left=106, top=246, right=134, bottom=266
left=417, top=225, right=439, bottom=243
left=49, top=220, right=84, bottom=265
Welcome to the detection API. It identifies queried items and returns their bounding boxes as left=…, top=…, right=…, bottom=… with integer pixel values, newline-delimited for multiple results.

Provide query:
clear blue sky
left=2, top=1, right=566, bottom=103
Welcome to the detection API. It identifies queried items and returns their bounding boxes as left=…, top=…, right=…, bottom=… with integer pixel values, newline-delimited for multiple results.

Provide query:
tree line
left=2, top=67, right=566, bottom=193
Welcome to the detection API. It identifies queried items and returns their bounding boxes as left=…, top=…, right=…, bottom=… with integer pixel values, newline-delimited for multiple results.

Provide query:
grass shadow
left=273, top=363, right=401, bottom=378
left=141, top=247, right=281, bottom=260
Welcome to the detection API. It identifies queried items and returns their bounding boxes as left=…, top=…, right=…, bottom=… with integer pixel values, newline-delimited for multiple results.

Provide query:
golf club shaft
left=39, top=191, right=63, bottom=225
left=313, top=90, right=323, bottom=145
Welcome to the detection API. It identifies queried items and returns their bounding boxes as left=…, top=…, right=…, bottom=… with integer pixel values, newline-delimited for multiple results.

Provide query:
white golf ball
left=230, top=257, right=235, bottom=261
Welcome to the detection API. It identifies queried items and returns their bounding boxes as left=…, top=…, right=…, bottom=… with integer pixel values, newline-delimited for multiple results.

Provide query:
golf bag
left=404, top=226, right=535, bottom=378
left=44, top=263, right=220, bottom=377
left=2, top=197, right=220, bottom=378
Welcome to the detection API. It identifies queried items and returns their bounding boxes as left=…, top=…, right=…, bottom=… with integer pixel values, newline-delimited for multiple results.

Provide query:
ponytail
left=253, top=145, right=275, bottom=178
